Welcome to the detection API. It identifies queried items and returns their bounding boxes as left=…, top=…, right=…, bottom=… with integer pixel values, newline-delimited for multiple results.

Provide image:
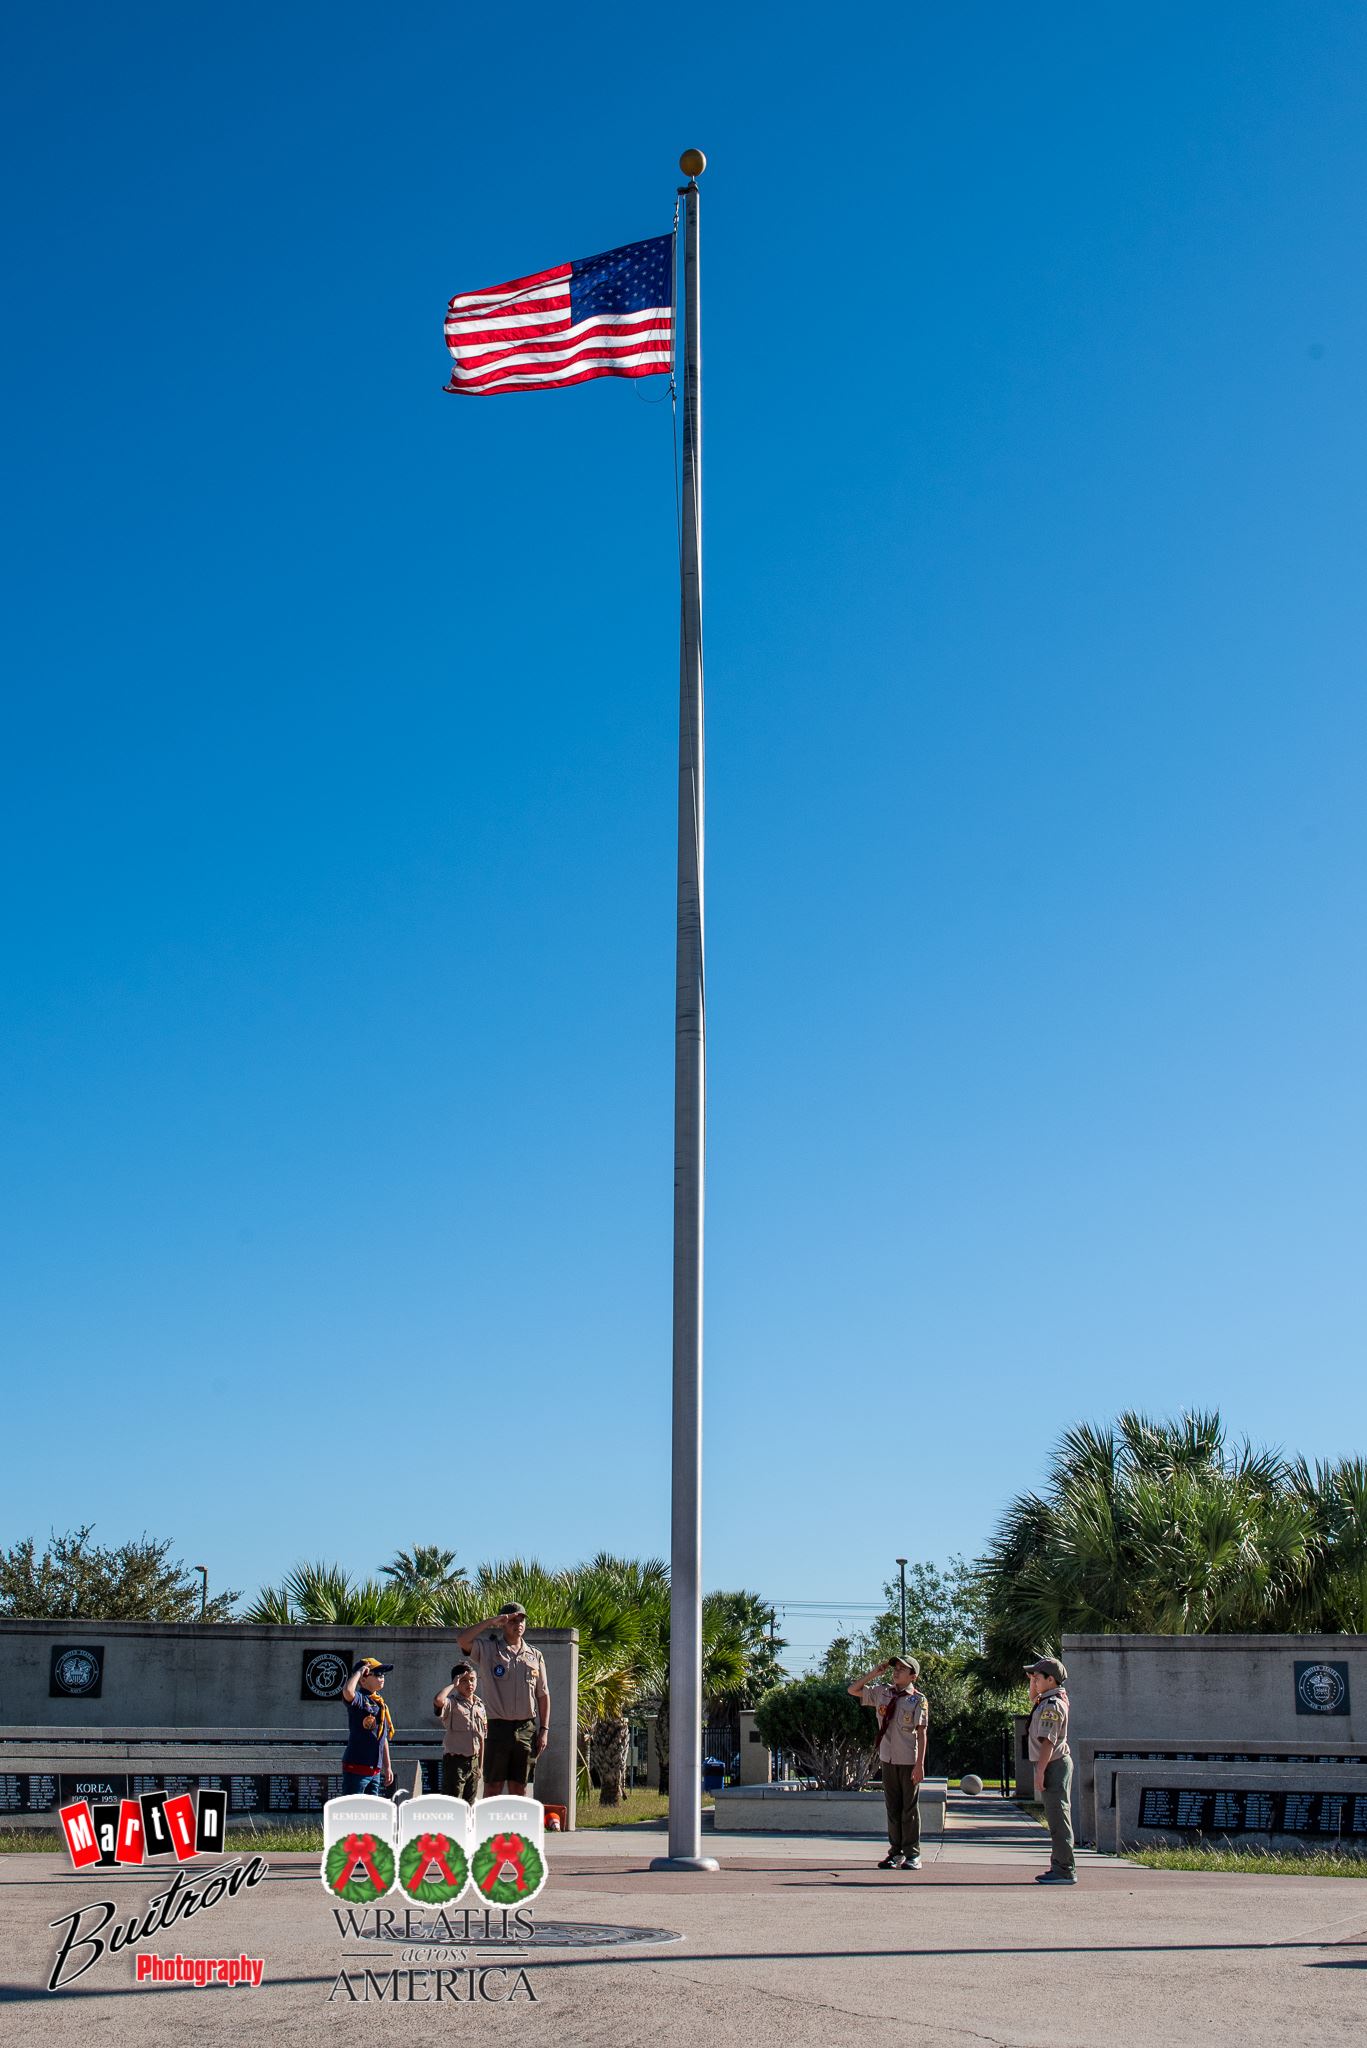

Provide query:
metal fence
left=702, top=1713, right=741, bottom=1786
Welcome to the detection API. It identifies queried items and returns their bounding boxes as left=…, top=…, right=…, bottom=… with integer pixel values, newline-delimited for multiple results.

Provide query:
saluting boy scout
left=339, top=1656, right=396, bottom=1796
left=433, top=1662, right=487, bottom=1802
left=456, top=1602, right=550, bottom=1797
left=849, top=1653, right=929, bottom=1870
left=1024, top=1656, right=1076, bottom=1884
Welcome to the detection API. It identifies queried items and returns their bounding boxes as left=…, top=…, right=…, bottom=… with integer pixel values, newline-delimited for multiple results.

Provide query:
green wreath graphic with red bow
left=324, top=1831, right=396, bottom=1902
left=399, top=1831, right=469, bottom=1903
left=471, top=1830, right=545, bottom=1904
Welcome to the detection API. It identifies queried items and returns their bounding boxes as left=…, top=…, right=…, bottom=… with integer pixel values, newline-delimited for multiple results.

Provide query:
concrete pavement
left=4, top=1797, right=1364, bottom=2046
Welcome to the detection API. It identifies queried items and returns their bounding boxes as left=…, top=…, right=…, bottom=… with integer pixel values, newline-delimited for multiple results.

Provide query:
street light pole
left=194, top=1565, right=208, bottom=1621
left=896, top=1558, right=907, bottom=1659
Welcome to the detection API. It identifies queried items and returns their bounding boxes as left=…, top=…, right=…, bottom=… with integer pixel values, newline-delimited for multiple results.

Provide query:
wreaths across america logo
left=322, top=1794, right=548, bottom=1907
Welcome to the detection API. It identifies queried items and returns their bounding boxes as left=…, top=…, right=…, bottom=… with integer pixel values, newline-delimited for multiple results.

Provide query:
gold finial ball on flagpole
left=679, top=148, right=707, bottom=178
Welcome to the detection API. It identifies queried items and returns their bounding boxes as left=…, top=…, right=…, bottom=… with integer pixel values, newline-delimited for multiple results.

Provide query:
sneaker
left=902, top=1854, right=923, bottom=1870
left=878, top=1852, right=904, bottom=1869
left=1034, top=1871, right=1077, bottom=1885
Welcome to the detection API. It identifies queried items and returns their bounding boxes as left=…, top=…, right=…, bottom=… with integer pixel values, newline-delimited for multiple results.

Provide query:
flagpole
left=652, top=146, right=718, bottom=1874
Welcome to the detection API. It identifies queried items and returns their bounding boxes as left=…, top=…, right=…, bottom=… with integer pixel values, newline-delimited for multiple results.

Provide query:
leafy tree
left=0, top=1527, right=239, bottom=1622
left=851, top=1556, right=985, bottom=1669
left=752, top=1679, right=870, bottom=1789
left=817, top=1555, right=984, bottom=1680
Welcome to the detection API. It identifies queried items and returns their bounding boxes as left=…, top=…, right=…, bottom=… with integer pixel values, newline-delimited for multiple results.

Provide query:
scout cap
left=498, top=1602, right=528, bottom=1619
left=890, top=1653, right=920, bottom=1676
left=360, top=1657, right=395, bottom=1674
left=1024, top=1656, right=1067, bottom=1682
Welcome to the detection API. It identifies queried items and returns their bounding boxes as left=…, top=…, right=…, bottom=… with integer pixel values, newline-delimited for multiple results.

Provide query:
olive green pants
left=1041, top=1755, right=1075, bottom=1874
left=440, top=1752, right=480, bottom=1802
left=881, top=1764, right=922, bottom=1858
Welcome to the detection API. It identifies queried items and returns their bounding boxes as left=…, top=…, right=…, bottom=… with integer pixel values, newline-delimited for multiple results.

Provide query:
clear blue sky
left=4, top=4, right=1365, bottom=1666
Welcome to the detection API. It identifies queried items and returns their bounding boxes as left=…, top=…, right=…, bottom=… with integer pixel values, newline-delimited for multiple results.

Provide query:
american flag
left=444, top=234, right=673, bottom=396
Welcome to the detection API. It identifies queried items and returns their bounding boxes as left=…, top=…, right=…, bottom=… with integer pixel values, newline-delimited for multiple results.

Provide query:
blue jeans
left=345, top=1772, right=382, bottom=1796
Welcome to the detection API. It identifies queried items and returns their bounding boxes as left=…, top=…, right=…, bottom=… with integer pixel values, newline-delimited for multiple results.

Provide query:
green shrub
left=753, top=1678, right=872, bottom=1788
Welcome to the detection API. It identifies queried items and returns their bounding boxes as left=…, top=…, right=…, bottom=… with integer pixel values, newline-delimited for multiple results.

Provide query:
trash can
left=701, top=1757, right=726, bottom=1793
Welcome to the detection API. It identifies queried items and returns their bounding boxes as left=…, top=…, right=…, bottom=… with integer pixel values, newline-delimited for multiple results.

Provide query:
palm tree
left=708, top=1591, right=788, bottom=1703
left=572, top=1556, right=668, bottom=1805
left=1290, top=1457, right=1367, bottom=1632
left=245, top=1562, right=423, bottom=1625
left=419, top=1556, right=649, bottom=1804
left=653, top=1590, right=749, bottom=1797
left=381, top=1546, right=465, bottom=1603
left=978, top=1410, right=1332, bottom=1681
left=240, top=1551, right=800, bottom=1805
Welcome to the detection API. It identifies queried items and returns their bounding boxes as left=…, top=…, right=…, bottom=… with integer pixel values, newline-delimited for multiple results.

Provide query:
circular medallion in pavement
left=362, top=1920, right=682, bottom=1951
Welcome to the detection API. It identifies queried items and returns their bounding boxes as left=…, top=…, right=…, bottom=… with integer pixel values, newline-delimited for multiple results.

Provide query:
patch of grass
left=1130, top=1843, right=1367, bottom=1878
left=0, top=1830, right=64, bottom=1853
left=218, top=1825, right=323, bottom=1851
left=576, top=1787, right=714, bottom=1829
left=577, top=1789, right=666, bottom=1829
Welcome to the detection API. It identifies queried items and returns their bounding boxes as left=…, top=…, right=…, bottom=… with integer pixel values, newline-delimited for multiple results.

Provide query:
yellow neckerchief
left=361, top=1685, right=395, bottom=1745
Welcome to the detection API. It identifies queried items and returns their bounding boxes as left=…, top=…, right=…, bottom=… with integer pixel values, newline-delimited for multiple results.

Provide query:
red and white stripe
left=444, top=261, right=672, bottom=396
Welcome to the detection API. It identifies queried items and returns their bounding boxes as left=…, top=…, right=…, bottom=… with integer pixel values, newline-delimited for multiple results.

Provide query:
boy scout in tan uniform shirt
left=1025, top=1657, right=1076, bottom=1883
left=432, top=1663, right=486, bottom=1802
left=456, top=1602, right=550, bottom=1795
left=849, top=1653, right=930, bottom=1869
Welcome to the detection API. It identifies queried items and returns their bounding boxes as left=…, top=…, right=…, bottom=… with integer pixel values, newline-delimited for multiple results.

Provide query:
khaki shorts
left=484, top=1717, right=537, bottom=1783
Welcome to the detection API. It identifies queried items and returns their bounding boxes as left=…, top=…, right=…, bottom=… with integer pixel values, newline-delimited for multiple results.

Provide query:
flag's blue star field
left=570, top=235, right=673, bottom=322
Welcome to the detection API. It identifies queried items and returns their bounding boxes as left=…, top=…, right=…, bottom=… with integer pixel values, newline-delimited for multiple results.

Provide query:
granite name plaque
left=0, top=1774, right=61, bottom=1815
left=2, top=1771, right=352, bottom=1817
left=1138, top=1786, right=1367, bottom=1836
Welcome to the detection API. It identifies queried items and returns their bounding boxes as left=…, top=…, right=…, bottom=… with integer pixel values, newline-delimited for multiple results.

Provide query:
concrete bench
left=712, top=1778, right=948, bottom=1836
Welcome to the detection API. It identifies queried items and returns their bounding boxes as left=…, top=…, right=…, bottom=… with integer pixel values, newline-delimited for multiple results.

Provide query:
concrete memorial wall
left=0, top=1620, right=578, bottom=1827
left=1105, top=1762, right=1367, bottom=1855
left=1062, top=1633, right=1367, bottom=1849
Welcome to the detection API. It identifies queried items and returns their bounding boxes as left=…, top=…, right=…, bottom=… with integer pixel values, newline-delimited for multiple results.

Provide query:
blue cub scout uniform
left=343, top=1691, right=385, bottom=1771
